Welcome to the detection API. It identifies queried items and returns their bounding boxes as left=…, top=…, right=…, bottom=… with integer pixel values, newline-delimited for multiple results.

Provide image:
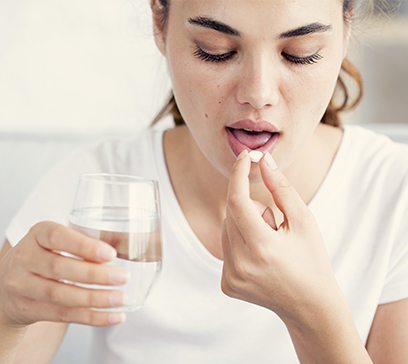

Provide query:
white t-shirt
left=6, top=123, right=408, bottom=363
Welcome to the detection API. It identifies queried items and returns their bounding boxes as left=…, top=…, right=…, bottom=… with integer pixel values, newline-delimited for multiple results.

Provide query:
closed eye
left=282, top=52, right=323, bottom=65
left=193, top=47, right=236, bottom=63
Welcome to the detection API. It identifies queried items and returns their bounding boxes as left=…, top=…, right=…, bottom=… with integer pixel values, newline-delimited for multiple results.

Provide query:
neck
left=163, top=123, right=343, bottom=227
left=164, top=125, right=229, bottom=224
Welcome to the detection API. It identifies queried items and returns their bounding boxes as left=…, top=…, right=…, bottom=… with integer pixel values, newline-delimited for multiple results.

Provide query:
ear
left=151, top=0, right=167, bottom=56
left=342, top=10, right=353, bottom=59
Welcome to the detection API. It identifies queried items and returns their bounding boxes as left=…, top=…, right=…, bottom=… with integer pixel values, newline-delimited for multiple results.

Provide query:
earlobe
left=153, top=28, right=166, bottom=56
left=342, top=23, right=352, bottom=59
left=343, top=36, right=350, bottom=59
left=151, top=0, right=167, bottom=56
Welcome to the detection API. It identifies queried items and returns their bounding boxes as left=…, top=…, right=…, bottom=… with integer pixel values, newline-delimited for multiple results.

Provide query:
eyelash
left=193, top=46, right=323, bottom=66
left=193, top=47, right=236, bottom=63
left=282, top=52, right=323, bottom=65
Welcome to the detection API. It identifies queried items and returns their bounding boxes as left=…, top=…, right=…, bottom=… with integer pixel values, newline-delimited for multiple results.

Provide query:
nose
left=235, top=55, right=280, bottom=110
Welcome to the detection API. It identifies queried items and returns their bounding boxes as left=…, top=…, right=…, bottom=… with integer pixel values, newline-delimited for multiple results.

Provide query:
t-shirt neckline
left=307, top=126, right=350, bottom=213
left=154, top=127, right=224, bottom=272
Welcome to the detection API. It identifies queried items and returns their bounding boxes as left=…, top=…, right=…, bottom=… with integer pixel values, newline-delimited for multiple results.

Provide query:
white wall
left=0, top=0, right=171, bottom=135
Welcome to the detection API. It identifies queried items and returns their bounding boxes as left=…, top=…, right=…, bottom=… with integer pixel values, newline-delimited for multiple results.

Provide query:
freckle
left=205, top=113, right=208, bottom=118
left=218, top=101, right=222, bottom=104
left=217, top=84, right=220, bottom=88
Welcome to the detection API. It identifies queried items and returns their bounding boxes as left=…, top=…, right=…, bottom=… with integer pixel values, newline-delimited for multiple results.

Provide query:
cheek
left=285, top=59, right=342, bottom=125
left=169, top=61, right=236, bottom=131
left=168, top=58, right=195, bottom=107
left=168, top=57, right=227, bottom=121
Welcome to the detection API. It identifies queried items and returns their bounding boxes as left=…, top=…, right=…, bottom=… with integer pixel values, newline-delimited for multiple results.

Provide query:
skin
left=0, top=1, right=407, bottom=363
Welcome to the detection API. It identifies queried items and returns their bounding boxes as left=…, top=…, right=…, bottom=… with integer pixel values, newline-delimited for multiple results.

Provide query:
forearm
left=282, top=296, right=373, bottom=364
left=0, top=324, right=27, bottom=364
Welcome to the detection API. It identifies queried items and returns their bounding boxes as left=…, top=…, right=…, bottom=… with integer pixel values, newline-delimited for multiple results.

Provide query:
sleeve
left=5, top=143, right=104, bottom=247
left=379, top=176, right=408, bottom=304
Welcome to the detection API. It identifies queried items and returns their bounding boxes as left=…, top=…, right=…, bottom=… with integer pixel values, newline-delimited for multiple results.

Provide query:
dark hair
left=152, top=0, right=369, bottom=127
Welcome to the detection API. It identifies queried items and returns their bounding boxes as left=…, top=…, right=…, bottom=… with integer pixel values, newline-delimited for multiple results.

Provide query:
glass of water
left=69, top=173, right=162, bottom=312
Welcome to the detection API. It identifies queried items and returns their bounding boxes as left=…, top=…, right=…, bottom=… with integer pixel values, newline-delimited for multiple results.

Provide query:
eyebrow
left=188, top=16, right=332, bottom=39
left=279, top=22, right=332, bottom=39
left=188, top=17, right=240, bottom=37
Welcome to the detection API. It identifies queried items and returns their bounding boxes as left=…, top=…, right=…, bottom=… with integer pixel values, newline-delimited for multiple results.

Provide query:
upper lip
left=227, top=119, right=280, bottom=133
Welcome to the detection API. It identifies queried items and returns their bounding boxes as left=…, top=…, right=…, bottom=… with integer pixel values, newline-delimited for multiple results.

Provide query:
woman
left=1, top=0, right=407, bottom=363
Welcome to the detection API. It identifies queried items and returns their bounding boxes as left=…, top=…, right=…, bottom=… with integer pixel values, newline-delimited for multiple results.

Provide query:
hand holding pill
left=221, top=149, right=339, bottom=320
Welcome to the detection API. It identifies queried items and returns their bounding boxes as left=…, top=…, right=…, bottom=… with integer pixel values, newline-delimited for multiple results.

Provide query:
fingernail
left=110, top=269, right=130, bottom=284
left=97, top=244, right=116, bottom=261
left=109, top=290, right=127, bottom=307
left=108, top=312, right=126, bottom=324
left=263, top=153, right=278, bottom=170
left=237, top=150, right=249, bottom=160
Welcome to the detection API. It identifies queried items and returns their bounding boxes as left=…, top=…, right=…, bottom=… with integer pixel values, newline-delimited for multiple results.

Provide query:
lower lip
left=226, top=128, right=280, bottom=158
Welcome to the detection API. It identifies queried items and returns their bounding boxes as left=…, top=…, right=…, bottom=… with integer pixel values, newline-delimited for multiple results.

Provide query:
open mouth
left=226, top=126, right=280, bottom=157
left=227, top=128, right=274, bottom=149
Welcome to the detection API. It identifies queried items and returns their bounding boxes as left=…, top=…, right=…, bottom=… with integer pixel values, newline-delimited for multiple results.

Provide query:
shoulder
left=343, top=125, right=408, bottom=159
left=342, top=125, right=408, bottom=187
left=78, top=128, right=155, bottom=162
left=52, top=128, right=161, bottom=176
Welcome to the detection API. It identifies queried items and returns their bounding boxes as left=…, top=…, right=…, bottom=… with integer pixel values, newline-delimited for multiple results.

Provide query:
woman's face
left=154, top=0, right=349, bottom=178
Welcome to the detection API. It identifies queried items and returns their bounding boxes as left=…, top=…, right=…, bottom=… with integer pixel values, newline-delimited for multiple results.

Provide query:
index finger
left=227, top=151, right=267, bottom=236
left=33, top=222, right=116, bottom=263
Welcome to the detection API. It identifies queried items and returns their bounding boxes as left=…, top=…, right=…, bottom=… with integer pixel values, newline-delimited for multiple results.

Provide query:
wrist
left=0, top=321, right=27, bottom=364
left=0, top=309, right=26, bottom=333
left=0, top=320, right=27, bottom=340
left=276, top=280, right=345, bottom=328
left=279, top=294, right=372, bottom=364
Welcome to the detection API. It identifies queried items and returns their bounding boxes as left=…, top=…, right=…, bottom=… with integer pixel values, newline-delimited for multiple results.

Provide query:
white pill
left=249, top=150, right=264, bottom=163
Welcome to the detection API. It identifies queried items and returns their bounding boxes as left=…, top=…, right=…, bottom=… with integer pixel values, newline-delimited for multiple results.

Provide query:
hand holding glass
left=69, top=174, right=162, bottom=312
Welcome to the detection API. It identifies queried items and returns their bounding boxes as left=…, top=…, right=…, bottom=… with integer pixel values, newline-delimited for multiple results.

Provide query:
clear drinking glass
left=69, top=174, right=162, bottom=312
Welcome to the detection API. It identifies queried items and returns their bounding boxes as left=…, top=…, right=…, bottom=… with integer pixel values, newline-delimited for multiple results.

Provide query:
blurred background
left=344, top=0, right=408, bottom=131
left=0, top=1, right=407, bottom=363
